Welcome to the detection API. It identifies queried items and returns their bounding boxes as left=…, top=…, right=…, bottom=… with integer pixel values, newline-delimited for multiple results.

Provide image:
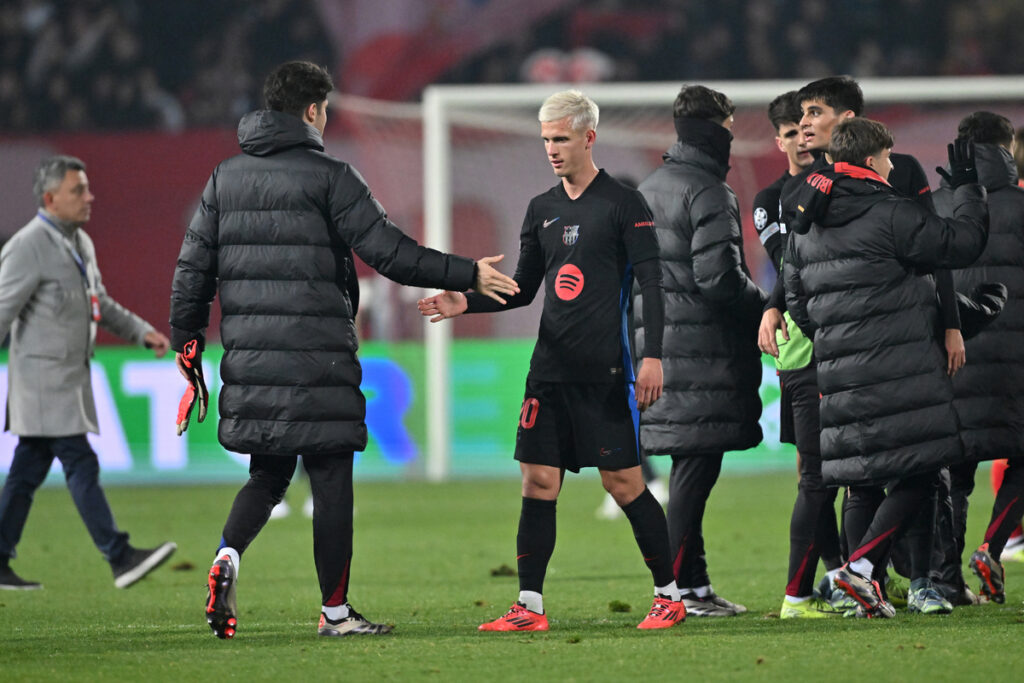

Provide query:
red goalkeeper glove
left=176, top=339, right=209, bottom=436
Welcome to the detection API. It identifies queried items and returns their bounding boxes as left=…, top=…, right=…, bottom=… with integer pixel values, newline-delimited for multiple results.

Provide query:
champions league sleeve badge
left=754, top=207, right=768, bottom=232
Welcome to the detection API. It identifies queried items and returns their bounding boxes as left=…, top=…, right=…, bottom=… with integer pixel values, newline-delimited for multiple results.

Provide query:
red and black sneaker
left=478, top=602, right=549, bottom=632
left=970, top=543, right=1006, bottom=604
left=835, top=565, right=895, bottom=618
left=206, top=555, right=238, bottom=639
left=637, top=596, right=686, bottom=629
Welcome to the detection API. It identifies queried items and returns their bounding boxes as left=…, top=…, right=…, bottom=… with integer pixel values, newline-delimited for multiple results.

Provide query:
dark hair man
left=170, top=61, right=518, bottom=639
left=754, top=92, right=843, bottom=619
left=0, top=155, right=176, bottom=591
left=635, top=84, right=766, bottom=617
left=419, top=89, right=685, bottom=631
left=784, top=118, right=989, bottom=617
left=933, top=111, right=1024, bottom=604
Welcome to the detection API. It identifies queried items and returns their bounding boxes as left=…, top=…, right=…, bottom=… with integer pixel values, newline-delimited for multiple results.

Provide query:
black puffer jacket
left=633, top=122, right=766, bottom=456
left=934, top=144, right=1024, bottom=460
left=784, top=163, right=988, bottom=485
left=170, top=110, right=475, bottom=456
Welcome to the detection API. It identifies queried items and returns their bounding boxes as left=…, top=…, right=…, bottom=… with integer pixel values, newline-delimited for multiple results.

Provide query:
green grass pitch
left=2, top=470, right=1022, bottom=681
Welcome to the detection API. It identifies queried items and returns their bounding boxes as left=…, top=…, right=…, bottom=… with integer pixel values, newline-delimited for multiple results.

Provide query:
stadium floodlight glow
left=422, top=75, right=1024, bottom=482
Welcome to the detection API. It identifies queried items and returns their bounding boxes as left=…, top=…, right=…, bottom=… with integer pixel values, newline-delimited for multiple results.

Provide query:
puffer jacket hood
left=664, top=138, right=729, bottom=181
left=789, top=163, right=893, bottom=234
left=237, top=109, right=324, bottom=157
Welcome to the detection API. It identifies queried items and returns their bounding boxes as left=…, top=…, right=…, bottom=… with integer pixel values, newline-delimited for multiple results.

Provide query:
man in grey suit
left=0, top=155, right=176, bottom=590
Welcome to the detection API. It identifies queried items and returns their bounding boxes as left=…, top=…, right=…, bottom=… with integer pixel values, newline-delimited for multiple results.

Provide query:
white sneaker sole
left=115, top=542, right=177, bottom=589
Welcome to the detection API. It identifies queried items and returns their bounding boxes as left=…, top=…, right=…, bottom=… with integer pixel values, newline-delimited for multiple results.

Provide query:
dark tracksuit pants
left=846, top=471, right=937, bottom=576
left=945, top=457, right=1024, bottom=564
left=667, top=453, right=723, bottom=590
left=220, top=452, right=354, bottom=607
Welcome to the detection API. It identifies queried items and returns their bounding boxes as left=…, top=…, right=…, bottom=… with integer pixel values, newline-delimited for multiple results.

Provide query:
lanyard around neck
left=37, top=211, right=88, bottom=282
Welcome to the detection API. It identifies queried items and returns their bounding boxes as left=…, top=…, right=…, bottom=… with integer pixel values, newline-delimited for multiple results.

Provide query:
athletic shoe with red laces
left=636, top=596, right=686, bottom=629
left=970, top=543, right=1006, bottom=604
left=205, top=554, right=238, bottom=639
left=478, top=601, right=549, bottom=631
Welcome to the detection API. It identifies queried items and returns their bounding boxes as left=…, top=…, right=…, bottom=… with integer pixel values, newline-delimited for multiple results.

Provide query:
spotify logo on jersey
left=555, top=264, right=584, bottom=300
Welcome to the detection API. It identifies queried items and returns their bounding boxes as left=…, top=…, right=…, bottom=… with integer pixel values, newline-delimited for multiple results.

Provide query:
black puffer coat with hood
left=784, top=162, right=988, bottom=486
left=934, top=143, right=1024, bottom=460
left=170, top=110, right=476, bottom=456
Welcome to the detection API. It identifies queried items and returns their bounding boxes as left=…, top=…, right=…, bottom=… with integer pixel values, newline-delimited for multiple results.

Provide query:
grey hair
left=33, top=155, right=86, bottom=207
left=538, top=89, right=599, bottom=132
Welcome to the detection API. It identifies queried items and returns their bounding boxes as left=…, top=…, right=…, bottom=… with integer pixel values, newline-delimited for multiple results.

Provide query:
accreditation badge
left=90, top=293, right=101, bottom=322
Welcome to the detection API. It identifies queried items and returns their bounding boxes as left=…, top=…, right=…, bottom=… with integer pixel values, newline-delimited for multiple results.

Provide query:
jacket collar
left=666, top=118, right=732, bottom=178
left=237, top=109, right=325, bottom=157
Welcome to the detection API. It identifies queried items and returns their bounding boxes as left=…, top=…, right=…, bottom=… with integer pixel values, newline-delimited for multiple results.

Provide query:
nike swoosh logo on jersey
left=543, top=217, right=560, bottom=228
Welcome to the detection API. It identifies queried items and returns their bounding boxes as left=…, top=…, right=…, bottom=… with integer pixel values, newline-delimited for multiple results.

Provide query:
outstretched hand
left=473, top=255, right=519, bottom=304
left=418, top=291, right=468, bottom=322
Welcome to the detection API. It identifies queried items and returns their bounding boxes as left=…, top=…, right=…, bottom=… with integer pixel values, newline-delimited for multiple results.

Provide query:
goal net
left=327, top=77, right=1024, bottom=480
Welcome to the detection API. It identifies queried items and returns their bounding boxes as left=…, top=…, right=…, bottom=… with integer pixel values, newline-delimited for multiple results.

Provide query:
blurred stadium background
left=2, top=0, right=1023, bottom=484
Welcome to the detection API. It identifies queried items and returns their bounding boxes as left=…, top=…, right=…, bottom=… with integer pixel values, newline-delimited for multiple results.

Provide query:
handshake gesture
left=936, top=138, right=978, bottom=188
left=175, top=339, right=209, bottom=435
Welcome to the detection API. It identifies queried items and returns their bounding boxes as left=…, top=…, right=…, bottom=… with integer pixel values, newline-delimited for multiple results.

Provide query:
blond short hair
left=538, top=89, right=599, bottom=132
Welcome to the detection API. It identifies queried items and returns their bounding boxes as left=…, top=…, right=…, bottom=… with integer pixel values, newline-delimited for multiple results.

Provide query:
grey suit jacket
left=0, top=214, right=155, bottom=436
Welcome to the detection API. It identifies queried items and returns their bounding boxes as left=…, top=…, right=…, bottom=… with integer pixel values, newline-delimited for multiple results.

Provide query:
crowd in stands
left=2, top=0, right=1023, bottom=132
left=0, top=0, right=332, bottom=132
left=444, top=0, right=1024, bottom=86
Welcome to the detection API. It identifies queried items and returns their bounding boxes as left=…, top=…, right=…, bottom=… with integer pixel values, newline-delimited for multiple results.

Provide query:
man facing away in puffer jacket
left=932, top=111, right=1024, bottom=605
left=784, top=117, right=988, bottom=617
left=633, top=84, right=767, bottom=617
left=170, top=61, right=518, bottom=640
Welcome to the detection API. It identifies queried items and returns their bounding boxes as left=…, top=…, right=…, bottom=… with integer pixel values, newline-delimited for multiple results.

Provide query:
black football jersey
left=471, top=170, right=659, bottom=383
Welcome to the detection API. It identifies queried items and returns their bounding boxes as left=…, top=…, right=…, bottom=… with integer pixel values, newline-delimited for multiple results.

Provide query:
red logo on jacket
left=806, top=172, right=834, bottom=194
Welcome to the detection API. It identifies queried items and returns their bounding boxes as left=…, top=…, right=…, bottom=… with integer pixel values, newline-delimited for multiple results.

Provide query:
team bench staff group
left=2, top=61, right=1021, bottom=637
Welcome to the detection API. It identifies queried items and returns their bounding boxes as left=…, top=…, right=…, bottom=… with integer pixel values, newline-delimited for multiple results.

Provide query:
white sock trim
left=215, top=547, right=240, bottom=577
left=518, top=590, right=543, bottom=614
left=322, top=603, right=350, bottom=621
left=849, top=557, right=873, bottom=578
left=655, top=583, right=681, bottom=602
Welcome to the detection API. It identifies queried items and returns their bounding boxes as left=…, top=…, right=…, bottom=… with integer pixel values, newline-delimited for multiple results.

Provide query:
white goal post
left=421, top=75, right=1024, bottom=481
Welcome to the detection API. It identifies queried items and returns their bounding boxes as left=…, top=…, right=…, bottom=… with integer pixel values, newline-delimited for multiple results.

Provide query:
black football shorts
left=513, top=378, right=640, bottom=473
left=778, top=363, right=821, bottom=456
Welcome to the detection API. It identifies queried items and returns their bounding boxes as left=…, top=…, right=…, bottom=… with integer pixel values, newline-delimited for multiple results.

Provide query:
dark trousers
left=667, top=453, right=722, bottom=589
left=786, top=449, right=840, bottom=597
left=220, top=452, right=354, bottom=607
left=847, top=471, right=936, bottom=573
left=982, top=456, right=1024, bottom=559
left=0, top=436, right=129, bottom=564
left=945, top=457, right=1024, bottom=563
left=890, top=470, right=943, bottom=582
